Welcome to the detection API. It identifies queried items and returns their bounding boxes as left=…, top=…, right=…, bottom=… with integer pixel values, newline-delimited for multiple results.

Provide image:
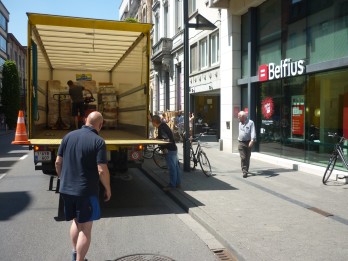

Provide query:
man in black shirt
left=55, top=111, right=111, bottom=261
left=68, top=80, right=92, bottom=129
left=152, top=115, right=182, bottom=191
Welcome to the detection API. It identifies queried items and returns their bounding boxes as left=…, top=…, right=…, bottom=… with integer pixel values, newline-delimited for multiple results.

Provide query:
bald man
left=55, top=111, right=111, bottom=261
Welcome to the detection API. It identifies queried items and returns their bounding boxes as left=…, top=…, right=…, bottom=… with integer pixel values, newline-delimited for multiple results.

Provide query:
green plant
left=1, top=60, right=20, bottom=129
left=125, top=17, right=139, bottom=23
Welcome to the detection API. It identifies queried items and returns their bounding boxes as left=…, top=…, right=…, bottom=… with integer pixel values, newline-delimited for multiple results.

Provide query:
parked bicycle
left=322, top=132, right=348, bottom=185
left=142, top=144, right=168, bottom=169
left=189, top=133, right=213, bottom=177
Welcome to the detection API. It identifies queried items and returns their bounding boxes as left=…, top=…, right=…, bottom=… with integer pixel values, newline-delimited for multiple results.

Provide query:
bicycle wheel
left=153, top=147, right=168, bottom=169
left=198, top=150, right=212, bottom=177
left=322, top=153, right=338, bottom=185
left=142, top=144, right=154, bottom=159
left=190, top=148, right=196, bottom=170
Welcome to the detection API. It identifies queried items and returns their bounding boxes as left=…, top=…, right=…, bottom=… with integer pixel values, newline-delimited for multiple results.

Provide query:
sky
left=2, top=0, right=122, bottom=46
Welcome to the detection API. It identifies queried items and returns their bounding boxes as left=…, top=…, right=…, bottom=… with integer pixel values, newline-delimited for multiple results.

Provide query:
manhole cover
left=112, top=254, right=175, bottom=261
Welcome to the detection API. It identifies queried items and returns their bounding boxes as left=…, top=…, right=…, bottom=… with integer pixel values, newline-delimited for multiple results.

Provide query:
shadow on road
left=0, top=191, right=31, bottom=220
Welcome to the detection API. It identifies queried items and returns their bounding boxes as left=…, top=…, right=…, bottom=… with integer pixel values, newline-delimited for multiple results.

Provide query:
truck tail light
left=34, top=145, right=43, bottom=151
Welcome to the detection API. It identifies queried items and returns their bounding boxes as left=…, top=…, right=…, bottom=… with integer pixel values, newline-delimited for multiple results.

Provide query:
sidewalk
left=142, top=141, right=348, bottom=261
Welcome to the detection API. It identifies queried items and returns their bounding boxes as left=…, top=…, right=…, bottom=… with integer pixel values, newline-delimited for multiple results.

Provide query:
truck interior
left=26, top=13, right=153, bottom=146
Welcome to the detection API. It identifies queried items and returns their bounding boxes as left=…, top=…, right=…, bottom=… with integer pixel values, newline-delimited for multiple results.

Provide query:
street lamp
left=183, top=2, right=216, bottom=171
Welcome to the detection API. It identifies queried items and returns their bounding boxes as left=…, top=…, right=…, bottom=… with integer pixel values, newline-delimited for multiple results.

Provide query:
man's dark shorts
left=61, top=194, right=100, bottom=223
left=72, top=102, right=85, bottom=117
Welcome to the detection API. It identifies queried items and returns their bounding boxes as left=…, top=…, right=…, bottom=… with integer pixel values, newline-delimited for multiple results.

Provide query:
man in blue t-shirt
left=55, top=111, right=111, bottom=261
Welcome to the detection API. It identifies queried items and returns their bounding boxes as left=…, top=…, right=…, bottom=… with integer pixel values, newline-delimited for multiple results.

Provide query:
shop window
left=258, top=76, right=306, bottom=162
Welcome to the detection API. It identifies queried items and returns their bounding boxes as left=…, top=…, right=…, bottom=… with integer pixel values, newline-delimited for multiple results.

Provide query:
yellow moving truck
left=26, top=13, right=163, bottom=177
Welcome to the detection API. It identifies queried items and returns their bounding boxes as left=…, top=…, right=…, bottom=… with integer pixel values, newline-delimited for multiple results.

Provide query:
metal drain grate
left=213, top=248, right=238, bottom=261
left=111, top=254, right=175, bottom=261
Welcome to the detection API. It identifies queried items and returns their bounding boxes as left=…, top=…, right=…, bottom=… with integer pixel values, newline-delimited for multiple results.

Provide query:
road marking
left=20, top=155, right=28, bottom=160
left=0, top=174, right=6, bottom=180
left=8, top=150, right=29, bottom=154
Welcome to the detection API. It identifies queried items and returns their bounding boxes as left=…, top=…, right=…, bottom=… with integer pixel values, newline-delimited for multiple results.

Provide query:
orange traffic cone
left=12, top=110, right=30, bottom=145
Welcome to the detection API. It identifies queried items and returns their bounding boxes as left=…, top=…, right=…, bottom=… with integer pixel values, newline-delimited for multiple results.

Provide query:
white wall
left=220, top=8, right=242, bottom=153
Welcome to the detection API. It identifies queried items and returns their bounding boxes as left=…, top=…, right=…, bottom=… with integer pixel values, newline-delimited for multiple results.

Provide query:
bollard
left=219, top=139, right=223, bottom=151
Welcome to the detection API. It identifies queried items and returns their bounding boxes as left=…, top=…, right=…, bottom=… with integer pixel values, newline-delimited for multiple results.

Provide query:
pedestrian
left=67, top=80, right=92, bottom=129
left=175, top=111, right=184, bottom=141
left=151, top=114, right=181, bottom=191
left=237, top=111, right=256, bottom=178
left=189, top=112, right=194, bottom=137
left=161, top=112, right=168, bottom=123
left=55, top=111, right=111, bottom=261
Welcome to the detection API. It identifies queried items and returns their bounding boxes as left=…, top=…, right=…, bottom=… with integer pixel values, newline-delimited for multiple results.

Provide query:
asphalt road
left=0, top=132, right=221, bottom=261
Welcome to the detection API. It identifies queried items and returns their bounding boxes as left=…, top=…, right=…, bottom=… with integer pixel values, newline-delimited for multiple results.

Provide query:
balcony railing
left=152, top=37, right=173, bottom=63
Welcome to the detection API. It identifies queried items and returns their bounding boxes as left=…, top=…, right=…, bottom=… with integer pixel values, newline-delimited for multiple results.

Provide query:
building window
left=154, top=13, right=159, bottom=43
left=199, top=38, right=208, bottom=70
left=210, top=31, right=219, bottom=65
left=176, top=65, right=182, bottom=110
left=164, top=4, right=169, bottom=38
left=142, top=6, right=147, bottom=23
left=188, top=0, right=196, bottom=15
left=0, top=36, right=6, bottom=53
left=0, top=13, right=6, bottom=31
left=175, top=0, right=183, bottom=33
left=15, top=51, right=18, bottom=66
left=19, top=54, right=21, bottom=70
left=190, top=43, right=198, bottom=73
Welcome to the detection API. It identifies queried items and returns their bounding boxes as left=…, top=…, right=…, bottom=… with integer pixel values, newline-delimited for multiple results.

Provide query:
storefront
left=239, top=0, right=348, bottom=170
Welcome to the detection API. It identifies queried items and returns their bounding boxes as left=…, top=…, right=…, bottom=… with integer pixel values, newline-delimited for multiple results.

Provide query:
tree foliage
left=1, top=60, right=20, bottom=129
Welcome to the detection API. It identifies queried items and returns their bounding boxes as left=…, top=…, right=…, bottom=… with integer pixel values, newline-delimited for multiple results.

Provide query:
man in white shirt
left=238, top=111, right=256, bottom=178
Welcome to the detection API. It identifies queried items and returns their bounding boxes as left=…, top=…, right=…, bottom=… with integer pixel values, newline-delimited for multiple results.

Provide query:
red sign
left=259, top=64, right=268, bottom=82
left=261, top=97, right=274, bottom=119
left=292, top=104, right=304, bottom=135
left=259, top=58, right=306, bottom=82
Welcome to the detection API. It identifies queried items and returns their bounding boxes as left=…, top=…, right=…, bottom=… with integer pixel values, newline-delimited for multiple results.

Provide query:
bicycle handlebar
left=327, top=132, right=346, bottom=143
left=189, top=133, right=203, bottom=143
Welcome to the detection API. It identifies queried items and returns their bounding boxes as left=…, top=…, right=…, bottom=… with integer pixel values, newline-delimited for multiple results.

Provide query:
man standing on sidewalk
left=238, top=111, right=256, bottom=178
left=152, top=114, right=181, bottom=190
left=55, top=111, right=111, bottom=261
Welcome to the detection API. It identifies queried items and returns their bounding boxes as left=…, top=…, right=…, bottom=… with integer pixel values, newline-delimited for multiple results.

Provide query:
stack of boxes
left=98, top=83, right=118, bottom=129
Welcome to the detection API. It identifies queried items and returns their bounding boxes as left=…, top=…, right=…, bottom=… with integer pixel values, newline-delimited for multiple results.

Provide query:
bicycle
left=188, top=133, right=213, bottom=177
left=322, top=132, right=348, bottom=185
left=142, top=144, right=168, bottom=169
